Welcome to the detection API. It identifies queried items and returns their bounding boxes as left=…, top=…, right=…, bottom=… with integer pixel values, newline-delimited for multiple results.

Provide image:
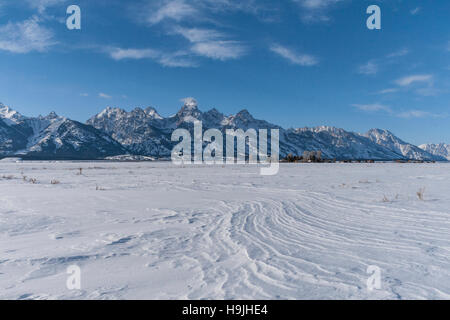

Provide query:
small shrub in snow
left=417, top=187, right=425, bottom=201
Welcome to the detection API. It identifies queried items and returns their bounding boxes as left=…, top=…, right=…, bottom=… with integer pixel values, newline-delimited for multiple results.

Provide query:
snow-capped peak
left=0, top=103, right=26, bottom=125
left=175, top=98, right=202, bottom=122
left=144, top=107, right=163, bottom=119
left=93, top=105, right=162, bottom=122
left=419, top=143, right=450, bottom=160
left=367, top=128, right=395, bottom=138
left=95, top=106, right=125, bottom=119
left=293, top=126, right=345, bottom=135
left=365, top=128, right=444, bottom=161
left=181, top=97, right=198, bottom=110
left=235, top=109, right=254, bottom=121
left=1, top=99, right=447, bottom=162
left=45, top=111, right=60, bottom=120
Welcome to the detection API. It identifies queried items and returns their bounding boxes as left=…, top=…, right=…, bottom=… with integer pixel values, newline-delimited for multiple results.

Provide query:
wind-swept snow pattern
left=0, top=162, right=449, bottom=299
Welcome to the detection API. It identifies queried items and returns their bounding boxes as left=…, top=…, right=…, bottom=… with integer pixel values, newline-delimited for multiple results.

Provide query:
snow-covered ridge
left=0, top=105, right=125, bottom=159
left=1, top=100, right=447, bottom=161
left=365, top=129, right=440, bottom=161
left=0, top=102, right=26, bottom=126
left=419, top=143, right=450, bottom=161
left=96, top=106, right=163, bottom=120
left=88, top=100, right=446, bottom=161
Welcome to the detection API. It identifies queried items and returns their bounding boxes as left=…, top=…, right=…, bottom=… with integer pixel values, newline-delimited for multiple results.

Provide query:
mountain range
left=419, top=143, right=450, bottom=161
left=0, top=103, right=126, bottom=160
left=0, top=100, right=447, bottom=161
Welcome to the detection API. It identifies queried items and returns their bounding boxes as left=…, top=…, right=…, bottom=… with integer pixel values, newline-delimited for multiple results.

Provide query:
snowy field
left=0, top=161, right=449, bottom=300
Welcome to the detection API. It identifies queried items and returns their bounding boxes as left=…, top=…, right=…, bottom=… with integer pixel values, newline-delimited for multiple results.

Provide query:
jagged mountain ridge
left=0, top=103, right=126, bottom=160
left=87, top=98, right=444, bottom=161
left=0, top=100, right=446, bottom=161
left=283, top=127, right=405, bottom=160
left=419, top=143, right=450, bottom=161
left=86, top=98, right=282, bottom=158
left=365, top=129, right=443, bottom=161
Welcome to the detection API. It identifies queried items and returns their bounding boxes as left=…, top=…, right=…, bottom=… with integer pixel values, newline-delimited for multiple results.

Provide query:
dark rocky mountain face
left=1, top=100, right=445, bottom=161
left=0, top=103, right=126, bottom=160
left=419, top=143, right=450, bottom=161
left=21, top=120, right=128, bottom=160
left=0, top=118, right=30, bottom=154
left=88, top=99, right=442, bottom=161
left=365, top=129, right=445, bottom=161
left=282, top=127, right=405, bottom=160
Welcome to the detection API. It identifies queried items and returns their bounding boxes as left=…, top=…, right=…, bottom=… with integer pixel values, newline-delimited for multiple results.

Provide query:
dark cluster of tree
left=395, top=159, right=436, bottom=164
left=282, top=151, right=335, bottom=163
left=282, top=156, right=437, bottom=164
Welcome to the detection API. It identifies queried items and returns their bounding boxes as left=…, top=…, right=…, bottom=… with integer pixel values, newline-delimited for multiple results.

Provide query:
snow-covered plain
left=0, top=161, right=449, bottom=300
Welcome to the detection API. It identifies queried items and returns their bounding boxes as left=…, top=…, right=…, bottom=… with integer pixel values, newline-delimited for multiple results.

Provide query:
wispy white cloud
left=352, top=103, right=446, bottom=119
left=106, top=46, right=196, bottom=67
left=358, top=48, right=410, bottom=77
left=416, top=87, right=442, bottom=97
left=137, top=2, right=256, bottom=63
left=387, top=48, right=409, bottom=58
left=390, top=74, right=443, bottom=97
left=158, top=51, right=198, bottom=67
left=109, top=48, right=160, bottom=60
left=397, top=110, right=445, bottom=119
left=352, top=103, right=392, bottom=113
left=395, top=74, right=433, bottom=87
left=191, top=41, right=247, bottom=60
left=0, top=0, right=67, bottom=54
left=358, top=49, right=410, bottom=78
left=296, top=0, right=343, bottom=9
left=270, top=44, right=318, bottom=66
left=146, top=0, right=199, bottom=25
left=173, top=27, right=223, bottom=42
left=80, top=93, right=89, bottom=97
left=358, top=60, right=378, bottom=75
left=410, top=7, right=421, bottom=16
left=26, top=0, right=67, bottom=13
left=292, top=0, right=345, bottom=23
left=0, top=16, right=56, bottom=53
left=98, top=93, right=112, bottom=99
left=142, top=0, right=276, bottom=25
left=378, top=88, right=399, bottom=94
left=174, top=27, right=247, bottom=61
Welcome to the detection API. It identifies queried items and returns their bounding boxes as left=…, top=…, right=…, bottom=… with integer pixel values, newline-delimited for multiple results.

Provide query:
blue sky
left=0, top=0, right=449, bottom=145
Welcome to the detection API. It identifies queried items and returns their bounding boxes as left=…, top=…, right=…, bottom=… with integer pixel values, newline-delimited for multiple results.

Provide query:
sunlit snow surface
left=0, top=162, right=449, bottom=300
